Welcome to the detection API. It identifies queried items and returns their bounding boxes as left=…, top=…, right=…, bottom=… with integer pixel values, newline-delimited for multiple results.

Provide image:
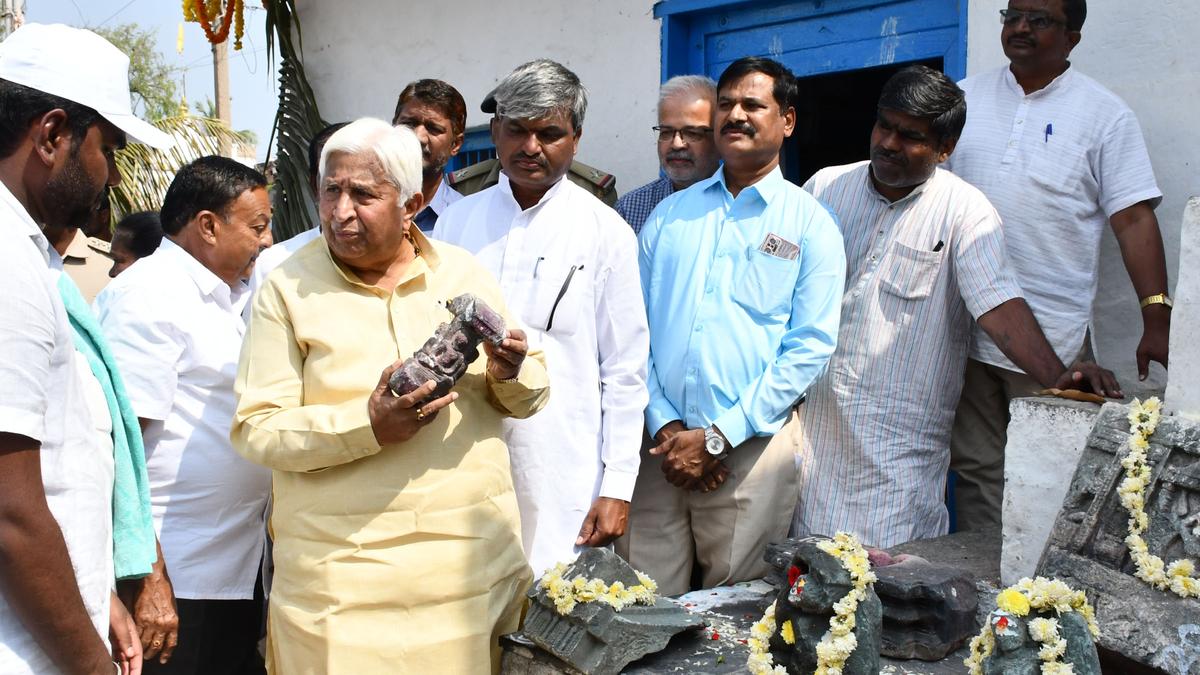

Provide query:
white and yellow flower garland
left=747, top=532, right=876, bottom=675
left=537, top=562, right=657, bottom=616
left=964, top=577, right=1100, bottom=675
left=1118, top=397, right=1200, bottom=598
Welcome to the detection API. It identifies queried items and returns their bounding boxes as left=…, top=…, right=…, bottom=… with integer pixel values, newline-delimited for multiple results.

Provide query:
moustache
left=871, top=149, right=906, bottom=167
left=514, top=153, right=548, bottom=168
left=1006, top=35, right=1036, bottom=47
left=721, top=122, right=755, bottom=137
left=664, top=150, right=694, bottom=162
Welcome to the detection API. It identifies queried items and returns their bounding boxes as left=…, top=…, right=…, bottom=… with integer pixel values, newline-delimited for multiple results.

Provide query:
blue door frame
left=655, top=0, right=967, bottom=83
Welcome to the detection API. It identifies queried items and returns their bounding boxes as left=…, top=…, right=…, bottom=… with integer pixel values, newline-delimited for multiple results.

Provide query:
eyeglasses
left=653, top=125, right=712, bottom=143
left=1000, top=8, right=1066, bottom=31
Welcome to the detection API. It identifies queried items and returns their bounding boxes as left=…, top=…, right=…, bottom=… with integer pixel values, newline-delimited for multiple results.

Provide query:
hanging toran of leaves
left=182, top=0, right=246, bottom=50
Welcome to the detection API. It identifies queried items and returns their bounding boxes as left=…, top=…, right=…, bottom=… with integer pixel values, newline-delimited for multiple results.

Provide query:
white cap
left=0, top=23, right=173, bottom=150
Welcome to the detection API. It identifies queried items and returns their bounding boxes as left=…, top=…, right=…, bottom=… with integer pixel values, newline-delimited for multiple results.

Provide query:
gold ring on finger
left=416, top=407, right=426, bottom=421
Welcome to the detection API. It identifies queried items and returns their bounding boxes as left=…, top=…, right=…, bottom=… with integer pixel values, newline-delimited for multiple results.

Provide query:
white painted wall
left=968, top=0, right=1199, bottom=393
left=293, top=0, right=664, bottom=193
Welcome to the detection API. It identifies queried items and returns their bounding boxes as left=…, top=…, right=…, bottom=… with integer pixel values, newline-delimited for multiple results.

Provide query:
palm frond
left=264, top=0, right=327, bottom=241
left=111, top=115, right=251, bottom=218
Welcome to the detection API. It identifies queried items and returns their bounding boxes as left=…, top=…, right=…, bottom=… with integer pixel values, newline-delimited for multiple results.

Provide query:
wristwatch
left=703, top=426, right=729, bottom=459
left=1139, top=293, right=1174, bottom=310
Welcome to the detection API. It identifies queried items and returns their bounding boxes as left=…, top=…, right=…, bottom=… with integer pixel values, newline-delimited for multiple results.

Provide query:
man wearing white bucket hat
left=0, top=22, right=171, bottom=675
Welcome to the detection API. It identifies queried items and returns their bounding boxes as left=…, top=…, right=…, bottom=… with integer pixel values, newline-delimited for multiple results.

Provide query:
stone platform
left=501, top=530, right=1001, bottom=674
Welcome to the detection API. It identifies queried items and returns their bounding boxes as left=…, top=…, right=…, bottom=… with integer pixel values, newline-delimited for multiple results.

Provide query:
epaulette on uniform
left=569, top=161, right=615, bottom=192
left=447, top=159, right=498, bottom=189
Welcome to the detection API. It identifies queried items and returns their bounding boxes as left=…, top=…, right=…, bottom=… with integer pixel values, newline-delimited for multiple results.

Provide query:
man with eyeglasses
left=615, top=76, right=720, bottom=233
left=434, top=60, right=649, bottom=576
left=945, top=0, right=1168, bottom=536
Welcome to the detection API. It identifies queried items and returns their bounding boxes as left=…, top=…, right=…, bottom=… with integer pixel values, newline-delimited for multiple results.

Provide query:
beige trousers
left=615, top=414, right=800, bottom=596
left=948, top=358, right=1041, bottom=532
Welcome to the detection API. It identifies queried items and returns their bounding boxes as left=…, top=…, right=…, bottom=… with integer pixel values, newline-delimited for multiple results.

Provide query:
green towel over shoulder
left=58, top=275, right=157, bottom=580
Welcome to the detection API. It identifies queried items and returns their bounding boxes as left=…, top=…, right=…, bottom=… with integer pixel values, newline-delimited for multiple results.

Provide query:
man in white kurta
left=96, top=156, right=274, bottom=673
left=435, top=59, right=648, bottom=576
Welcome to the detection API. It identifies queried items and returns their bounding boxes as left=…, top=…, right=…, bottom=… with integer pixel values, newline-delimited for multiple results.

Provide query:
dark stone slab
left=520, top=548, right=705, bottom=675
left=874, top=556, right=978, bottom=660
left=1036, top=403, right=1200, bottom=673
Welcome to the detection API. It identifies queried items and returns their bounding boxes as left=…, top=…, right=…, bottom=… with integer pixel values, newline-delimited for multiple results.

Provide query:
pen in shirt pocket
left=932, top=240, right=944, bottom=252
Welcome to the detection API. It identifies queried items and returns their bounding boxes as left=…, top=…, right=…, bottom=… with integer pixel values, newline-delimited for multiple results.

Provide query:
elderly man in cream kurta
left=232, top=119, right=548, bottom=674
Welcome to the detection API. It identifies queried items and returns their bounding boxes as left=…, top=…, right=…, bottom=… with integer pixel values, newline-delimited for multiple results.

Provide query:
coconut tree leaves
left=264, top=0, right=327, bottom=241
left=112, top=115, right=255, bottom=219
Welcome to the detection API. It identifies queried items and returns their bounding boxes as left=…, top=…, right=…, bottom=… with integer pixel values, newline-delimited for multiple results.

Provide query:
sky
left=27, top=0, right=279, bottom=162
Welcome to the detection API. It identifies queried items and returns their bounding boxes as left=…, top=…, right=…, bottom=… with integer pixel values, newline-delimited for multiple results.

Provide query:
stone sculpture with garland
left=964, top=576, right=1101, bottom=675
left=518, top=548, right=705, bottom=675
left=748, top=533, right=881, bottom=675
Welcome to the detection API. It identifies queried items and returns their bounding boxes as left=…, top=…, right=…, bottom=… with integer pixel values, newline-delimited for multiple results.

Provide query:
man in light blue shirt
left=616, top=57, right=845, bottom=595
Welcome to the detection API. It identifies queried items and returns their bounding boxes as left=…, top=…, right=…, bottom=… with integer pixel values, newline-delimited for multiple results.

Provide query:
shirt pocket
left=878, top=241, right=941, bottom=300
left=732, top=248, right=797, bottom=320
left=522, top=258, right=589, bottom=337
left=1026, top=139, right=1091, bottom=196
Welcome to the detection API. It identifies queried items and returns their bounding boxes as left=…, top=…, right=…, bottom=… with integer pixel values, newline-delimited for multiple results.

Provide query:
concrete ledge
left=1166, top=197, right=1200, bottom=418
left=1001, top=396, right=1102, bottom=585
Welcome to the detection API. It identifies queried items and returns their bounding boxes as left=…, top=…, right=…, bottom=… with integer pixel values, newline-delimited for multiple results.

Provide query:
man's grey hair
left=491, top=59, right=588, bottom=130
left=658, top=75, right=717, bottom=108
left=319, top=117, right=422, bottom=206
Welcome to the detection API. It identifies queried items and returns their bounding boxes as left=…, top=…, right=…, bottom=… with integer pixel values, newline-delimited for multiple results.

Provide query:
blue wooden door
left=657, top=0, right=967, bottom=82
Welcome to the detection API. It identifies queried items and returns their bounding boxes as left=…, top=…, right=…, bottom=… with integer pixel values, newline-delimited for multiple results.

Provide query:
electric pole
left=0, top=0, right=26, bottom=41
left=212, top=39, right=232, bottom=156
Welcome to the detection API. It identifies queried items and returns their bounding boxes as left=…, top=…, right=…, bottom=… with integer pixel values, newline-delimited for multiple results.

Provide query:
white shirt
left=798, top=163, right=1021, bottom=548
left=250, top=226, right=321, bottom=292
left=421, top=178, right=462, bottom=225
left=434, top=174, right=649, bottom=575
left=96, top=238, right=270, bottom=600
left=0, top=183, right=113, bottom=672
left=946, top=65, right=1162, bottom=370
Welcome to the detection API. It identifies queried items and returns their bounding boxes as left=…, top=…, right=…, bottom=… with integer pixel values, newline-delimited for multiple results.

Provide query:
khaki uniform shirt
left=62, top=229, right=113, bottom=302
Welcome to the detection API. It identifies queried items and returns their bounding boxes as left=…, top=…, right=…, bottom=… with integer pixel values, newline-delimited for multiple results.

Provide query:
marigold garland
left=183, top=0, right=245, bottom=50
left=747, top=532, right=876, bottom=675
left=964, top=576, right=1100, bottom=675
left=1118, top=397, right=1200, bottom=599
left=537, top=562, right=657, bottom=616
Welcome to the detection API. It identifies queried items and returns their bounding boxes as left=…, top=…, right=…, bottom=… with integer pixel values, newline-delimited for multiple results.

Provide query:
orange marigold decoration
left=184, top=0, right=245, bottom=50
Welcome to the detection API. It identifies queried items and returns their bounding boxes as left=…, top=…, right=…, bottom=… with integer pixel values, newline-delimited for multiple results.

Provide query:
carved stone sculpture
left=769, top=538, right=881, bottom=675
left=387, top=293, right=506, bottom=401
left=1038, top=403, right=1200, bottom=669
left=765, top=540, right=976, bottom=661
left=979, top=610, right=1100, bottom=675
left=520, top=548, right=704, bottom=675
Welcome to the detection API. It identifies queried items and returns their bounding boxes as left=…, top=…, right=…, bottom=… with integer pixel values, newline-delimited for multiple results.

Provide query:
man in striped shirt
left=795, top=66, right=1117, bottom=548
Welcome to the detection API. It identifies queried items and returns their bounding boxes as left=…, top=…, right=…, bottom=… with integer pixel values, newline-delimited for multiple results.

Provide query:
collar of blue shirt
left=702, top=164, right=787, bottom=206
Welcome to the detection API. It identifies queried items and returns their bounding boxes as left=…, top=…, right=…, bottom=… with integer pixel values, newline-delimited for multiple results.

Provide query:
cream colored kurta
left=231, top=230, right=549, bottom=674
